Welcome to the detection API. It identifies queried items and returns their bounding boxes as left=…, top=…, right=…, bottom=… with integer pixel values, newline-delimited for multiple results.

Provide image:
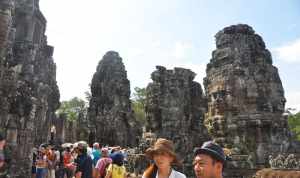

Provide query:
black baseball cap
left=194, top=141, right=226, bottom=163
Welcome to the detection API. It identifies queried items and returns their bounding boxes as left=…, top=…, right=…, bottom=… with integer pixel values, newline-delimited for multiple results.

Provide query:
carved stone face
left=210, top=89, right=226, bottom=116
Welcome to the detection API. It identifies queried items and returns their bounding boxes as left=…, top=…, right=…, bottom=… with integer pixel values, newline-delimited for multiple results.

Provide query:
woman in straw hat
left=142, top=138, right=186, bottom=178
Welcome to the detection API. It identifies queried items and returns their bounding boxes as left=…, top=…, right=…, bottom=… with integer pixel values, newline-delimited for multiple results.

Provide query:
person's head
left=77, top=142, right=87, bottom=155
left=47, top=144, right=53, bottom=150
left=110, top=152, right=124, bottom=166
left=101, top=148, right=109, bottom=157
left=93, top=142, right=100, bottom=149
left=145, top=138, right=181, bottom=170
left=193, top=141, right=225, bottom=178
left=39, top=147, right=46, bottom=155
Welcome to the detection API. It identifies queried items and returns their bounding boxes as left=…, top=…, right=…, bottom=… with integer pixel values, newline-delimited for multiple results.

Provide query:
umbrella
left=73, top=141, right=88, bottom=148
left=39, top=143, right=48, bottom=148
left=61, top=143, right=73, bottom=148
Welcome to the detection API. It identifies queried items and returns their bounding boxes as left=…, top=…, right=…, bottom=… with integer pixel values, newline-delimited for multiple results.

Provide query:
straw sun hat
left=145, top=138, right=181, bottom=165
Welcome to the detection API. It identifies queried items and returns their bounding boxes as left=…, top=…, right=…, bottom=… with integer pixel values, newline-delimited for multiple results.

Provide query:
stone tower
left=0, top=0, right=60, bottom=177
left=88, top=51, right=139, bottom=147
left=145, top=66, right=209, bottom=176
left=204, top=24, right=295, bottom=169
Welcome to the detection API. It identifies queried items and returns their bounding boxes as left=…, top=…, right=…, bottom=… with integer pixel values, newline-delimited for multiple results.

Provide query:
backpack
left=100, top=159, right=111, bottom=178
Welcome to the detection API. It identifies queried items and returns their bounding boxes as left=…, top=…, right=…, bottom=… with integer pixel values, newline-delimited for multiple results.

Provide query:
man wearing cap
left=193, top=141, right=226, bottom=178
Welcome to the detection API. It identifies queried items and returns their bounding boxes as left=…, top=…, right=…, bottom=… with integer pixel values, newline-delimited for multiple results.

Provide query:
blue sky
left=40, top=0, right=300, bottom=111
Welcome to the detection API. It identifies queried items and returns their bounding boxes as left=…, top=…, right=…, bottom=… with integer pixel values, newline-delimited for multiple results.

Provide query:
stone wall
left=88, top=51, right=140, bottom=147
left=54, top=112, right=90, bottom=144
left=145, top=66, right=209, bottom=177
left=0, top=0, right=60, bottom=177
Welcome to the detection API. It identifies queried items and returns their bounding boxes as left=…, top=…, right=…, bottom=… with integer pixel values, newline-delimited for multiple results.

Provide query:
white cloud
left=173, top=42, right=193, bottom=59
left=274, top=38, right=300, bottom=63
left=285, top=91, right=300, bottom=113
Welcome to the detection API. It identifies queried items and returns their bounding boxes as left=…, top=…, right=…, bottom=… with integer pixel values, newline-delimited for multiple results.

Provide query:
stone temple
left=0, top=0, right=300, bottom=177
left=88, top=51, right=140, bottom=147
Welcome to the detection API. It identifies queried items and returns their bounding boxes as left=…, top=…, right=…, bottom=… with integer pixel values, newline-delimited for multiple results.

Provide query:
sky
left=39, top=0, right=300, bottom=111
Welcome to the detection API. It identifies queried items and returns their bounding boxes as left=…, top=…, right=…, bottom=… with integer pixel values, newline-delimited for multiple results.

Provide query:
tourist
left=92, top=142, right=101, bottom=166
left=50, top=126, right=56, bottom=145
left=87, top=144, right=93, bottom=158
left=104, top=152, right=126, bottom=178
left=54, top=146, right=64, bottom=178
left=0, top=133, right=6, bottom=169
left=75, top=142, right=93, bottom=178
left=32, top=147, right=38, bottom=178
left=95, top=148, right=112, bottom=178
left=46, top=145, right=57, bottom=178
left=142, top=138, right=186, bottom=178
left=63, top=147, right=74, bottom=178
left=36, top=146, right=48, bottom=178
left=193, top=141, right=226, bottom=178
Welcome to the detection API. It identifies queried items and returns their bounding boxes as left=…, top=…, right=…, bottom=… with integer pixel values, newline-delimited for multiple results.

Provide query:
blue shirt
left=92, top=149, right=101, bottom=166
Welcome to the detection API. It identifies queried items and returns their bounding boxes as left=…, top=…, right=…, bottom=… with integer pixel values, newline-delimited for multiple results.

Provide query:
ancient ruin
left=0, top=0, right=60, bottom=177
left=145, top=66, right=210, bottom=176
left=204, top=24, right=300, bottom=176
left=0, top=0, right=299, bottom=177
left=52, top=112, right=90, bottom=144
left=88, top=51, right=140, bottom=147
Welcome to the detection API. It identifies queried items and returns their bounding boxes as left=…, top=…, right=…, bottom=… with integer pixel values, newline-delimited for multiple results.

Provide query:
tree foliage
left=57, top=97, right=87, bottom=121
left=132, top=87, right=146, bottom=124
left=287, top=111, right=300, bottom=141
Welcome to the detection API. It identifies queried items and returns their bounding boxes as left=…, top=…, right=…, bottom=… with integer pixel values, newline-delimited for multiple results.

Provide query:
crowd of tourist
left=29, top=138, right=226, bottom=178
left=32, top=141, right=129, bottom=178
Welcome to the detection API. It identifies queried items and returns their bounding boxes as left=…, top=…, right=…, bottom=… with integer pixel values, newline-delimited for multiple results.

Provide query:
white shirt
left=142, top=169, right=186, bottom=178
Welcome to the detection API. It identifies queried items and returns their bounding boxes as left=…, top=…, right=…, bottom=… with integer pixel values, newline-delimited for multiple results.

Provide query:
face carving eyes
left=212, top=90, right=226, bottom=102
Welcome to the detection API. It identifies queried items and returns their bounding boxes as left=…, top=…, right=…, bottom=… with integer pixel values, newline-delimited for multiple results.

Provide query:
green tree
left=287, top=110, right=300, bottom=141
left=132, top=87, right=146, bottom=124
left=132, top=87, right=146, bottom=108
left=57, top=97, right=87, bottom=121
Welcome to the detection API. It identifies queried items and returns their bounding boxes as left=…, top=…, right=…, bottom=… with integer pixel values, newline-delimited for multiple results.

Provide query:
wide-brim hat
left=145, top=138, right=181, bottom=165
left=194, top=141, right=226, bottom=163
